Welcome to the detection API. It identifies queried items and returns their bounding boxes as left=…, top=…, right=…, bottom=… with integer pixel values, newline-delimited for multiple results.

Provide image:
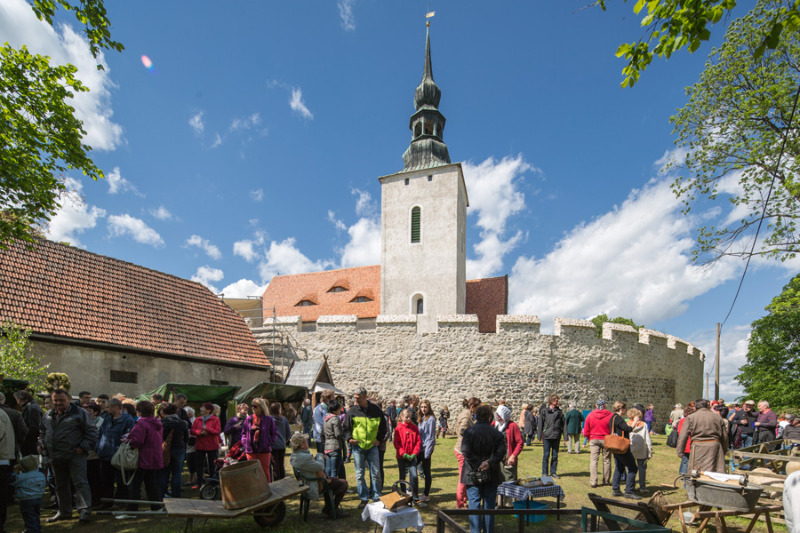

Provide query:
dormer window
left=350, top=296, right=372, bottom=303
left=296, top=299, right=317, bottom=307
left=328, top=286, right=347, bottom=293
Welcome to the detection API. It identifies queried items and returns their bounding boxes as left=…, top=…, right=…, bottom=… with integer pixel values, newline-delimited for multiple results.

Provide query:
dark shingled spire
left=402, top=24, right=451, bottom=171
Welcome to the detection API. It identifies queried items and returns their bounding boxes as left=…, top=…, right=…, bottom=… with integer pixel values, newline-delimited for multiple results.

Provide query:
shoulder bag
left=111, top=441, right=139, bottom=485
left=162, top=428, right=174, bottom=467
left=604, top=414, right=630, bottom=454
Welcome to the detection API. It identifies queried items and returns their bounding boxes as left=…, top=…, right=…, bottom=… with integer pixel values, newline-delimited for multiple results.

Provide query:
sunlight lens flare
left=140, top=55, right=154, bottom=70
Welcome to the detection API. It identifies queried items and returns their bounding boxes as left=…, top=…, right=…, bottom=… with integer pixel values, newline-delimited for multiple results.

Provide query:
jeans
left=352, top=444, right=382, bottom=502
left=589, top=439, right=612, bottom=485
left=466, top=483, right=498, bottom=533
left=679, top=455, right=689, bottom=475
left=636, top=458, right=648, bottom=490
left=542, top=438, right=560, bottom=475
left=397, top=456, right=419, bottom=500
left=741, top=434, right=753, bottom=449
left=612, top=452, right=638, bottom=494
left=271, top=448, right=286, bottom=481
left=324, top=450, right=340, bottom=479
left=19, top=497, right=42, bottom=533
left=524, top=433, right=533, bottom=446
left=419, top=452, right=432, bottom=496
left=52, top=454, right=91, bottom=514
left=159, top=447, right=186, bottom=498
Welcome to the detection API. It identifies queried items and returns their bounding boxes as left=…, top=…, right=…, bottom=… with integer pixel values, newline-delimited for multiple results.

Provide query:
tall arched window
left=411, top=206, right=421, bottom=243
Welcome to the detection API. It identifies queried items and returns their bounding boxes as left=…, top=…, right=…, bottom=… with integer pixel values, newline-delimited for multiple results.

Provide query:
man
left=784, top=414, right=800, bottom=442
left=343, top=387, right=387, bottom=509
left=96, top=398, right=135, bottom=507
left=174, top=393, right=191, bottom=425
left=676, top=399, right=728, bottom=473
left=14, top=390, right=43, bottom=456
left=461, top=404, right=506, bottom=533
left=731, top=400, right=758, bottom=448
left=313, top=390, right=334, bottom=452
left=564, top=403, right=584, bottom=454
left=96, top=394, right=110, bottom=420
left=300, top=398, right=313, bottom=436
left=583, top=399, right=613, bottom=488
left=537, top=393, right=564, bottom=477
left=76, top=391, right=92, bottom=408
left=669, top=403, right=684, bottom=426
left=755, top=400, right=778, bottom=445
left=0, top=392, right=28, bottom=457
left=0, top=407, right=15, bottom=533
left=39, top=388, right=98, bottom=523
left=289, top=432, right=349, bottom=518
left=386, top=400, right=399, bottom=430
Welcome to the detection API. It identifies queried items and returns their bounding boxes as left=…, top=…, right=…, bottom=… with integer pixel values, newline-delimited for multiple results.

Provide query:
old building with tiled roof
left=0, top=238, right=270, bottom=395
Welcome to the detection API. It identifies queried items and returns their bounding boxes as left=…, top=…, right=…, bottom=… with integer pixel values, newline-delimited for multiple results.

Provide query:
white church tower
left=379, top=23, right=468, bottom=333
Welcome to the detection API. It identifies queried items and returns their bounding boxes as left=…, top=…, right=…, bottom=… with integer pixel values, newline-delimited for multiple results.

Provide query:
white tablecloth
left=361, top=501, right=424, bottom=533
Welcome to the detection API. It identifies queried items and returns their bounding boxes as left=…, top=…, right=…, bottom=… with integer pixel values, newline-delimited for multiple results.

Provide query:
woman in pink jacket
left=190, top=402, right=221, bottom=488
left=241, top=397, right=277, bottom=481
left=126, top=400, right=163, bottom=511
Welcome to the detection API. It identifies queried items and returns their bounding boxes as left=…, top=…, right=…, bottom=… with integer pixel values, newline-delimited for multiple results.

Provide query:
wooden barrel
left=219, top=459, right=272, bottom=510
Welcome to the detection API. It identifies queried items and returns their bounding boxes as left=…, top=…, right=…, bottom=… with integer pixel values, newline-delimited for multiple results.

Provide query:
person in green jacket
left=564, top=404, right=585, bottom=454
left=343, top=387, right=387, bottom=509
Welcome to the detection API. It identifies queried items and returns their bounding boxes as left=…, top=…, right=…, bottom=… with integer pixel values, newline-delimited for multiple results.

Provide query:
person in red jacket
left=493, top=405, right=523, bottom=481
left=582, top=399, right=613, bottom=487
left=190, top=402, right=221, bottom=489
left=393, top=409, right=422, bottom=505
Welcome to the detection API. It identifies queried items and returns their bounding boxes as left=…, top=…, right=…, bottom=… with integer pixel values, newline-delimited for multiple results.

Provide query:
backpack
left=666, top=426, right=679, bottom=448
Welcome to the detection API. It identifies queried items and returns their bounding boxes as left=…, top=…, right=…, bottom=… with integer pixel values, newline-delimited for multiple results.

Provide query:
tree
left=604, top=0, right=800, bottom=87
left=0, top=321, right=49, bottom=392
left=667, top=0, right=800, bottom=263
left=590, top=313, right=643, bottom=338
left=0, top=0, right=122, bottom=248
left=736, top=273, right=800, bottom=411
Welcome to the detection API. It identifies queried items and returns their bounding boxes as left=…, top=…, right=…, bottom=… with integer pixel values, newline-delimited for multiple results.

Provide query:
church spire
left=402, top=22, right=451, bottom=171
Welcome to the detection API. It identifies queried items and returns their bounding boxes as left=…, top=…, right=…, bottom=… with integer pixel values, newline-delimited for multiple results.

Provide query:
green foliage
left=667, top=0, right=800, bottom=263
left=736, top=273, right=800, bottom=411
left=602, top=0, right=800, bottom=87
left=0, top=322, right=49, bottom=392
left=45, top=372, right=71, bottom=392
left=0, top=0, right=122, bottom=248
left=590, top=313, right=643, bottom=338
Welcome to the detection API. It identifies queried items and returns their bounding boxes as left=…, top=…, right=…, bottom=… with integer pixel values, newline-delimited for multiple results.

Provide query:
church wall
left=33, top=340, right=270, bottom=397
left=276, top=315, right=704, bottom=429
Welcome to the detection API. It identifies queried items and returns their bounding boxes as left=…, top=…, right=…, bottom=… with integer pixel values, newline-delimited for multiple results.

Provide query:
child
left=627, top=408, right=653, bottom=493
left=393, top=408, right=422, bottom=505
left=12, top=455, right=46, bottom=533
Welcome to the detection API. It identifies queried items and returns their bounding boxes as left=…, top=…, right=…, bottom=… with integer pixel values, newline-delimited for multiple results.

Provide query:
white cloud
left=250, top=189, right=264, bottom=202
left=690, top=324, right=751, bottom=402
left=220, top=279, right=267, bottom=299
left=338, top=0, right=356, bottom=31
left=150, top=206, right=173, bottom=220
left=107, top=214, right=164, bottom=247
left=230, top=113, right=261, bottom=132
left=45, top=177, right=106, bottom=247
left=510, top=178, right=742, bottom=332
left=463, top=155, right=531, bottom=279
left=0, top=0, right=123, bottom=151
left=258, top=238, right=332, bottom=283
left=234, top=239, right=260, bottom=263
left=189, top=111, right=204, bottom=134
left=106, top=167, right=141, bottom=196
left=340, top=217, right=381, bottom=268
left=328, top=211, right=347, bottom=231
left=353, top=188, right=376, bottom=218
left=191, top=265, right=224, bottom=293
left=186, top=234, right=221, bottom=260
left=289, top=88, right=313, bottom=119
left=211, top=133, right=223, bottom=148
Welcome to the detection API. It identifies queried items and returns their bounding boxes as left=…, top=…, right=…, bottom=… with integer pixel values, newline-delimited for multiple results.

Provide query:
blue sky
left=3, top=0, right=795, bottom=401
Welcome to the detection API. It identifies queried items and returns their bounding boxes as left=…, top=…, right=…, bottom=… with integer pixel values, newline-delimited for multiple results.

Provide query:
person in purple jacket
left=223, top=404, right=248, bottom=446
left=755, top=401, right=778, bottom=446
left=125, top=401, right=163, bottom=511
left=644, top=404, right=655, bottom=435
left=241, top=398, right=277, bottom=481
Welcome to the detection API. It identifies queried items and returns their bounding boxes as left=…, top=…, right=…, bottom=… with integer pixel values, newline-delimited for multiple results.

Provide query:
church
left=262, top=23, right=507, bottom=334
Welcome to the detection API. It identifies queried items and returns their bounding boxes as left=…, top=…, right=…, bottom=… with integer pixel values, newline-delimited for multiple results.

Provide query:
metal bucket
left=684, top=476, right=763, bottom=512
left=219, top=459, right=271, bottom=510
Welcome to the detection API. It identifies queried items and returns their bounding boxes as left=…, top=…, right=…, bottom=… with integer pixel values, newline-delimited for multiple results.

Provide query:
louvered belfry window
left=411, top=206, right=421, bottom=243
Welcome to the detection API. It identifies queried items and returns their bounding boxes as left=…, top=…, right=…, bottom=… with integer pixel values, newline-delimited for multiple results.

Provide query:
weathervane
left=426, top=9, right=435, bottom=27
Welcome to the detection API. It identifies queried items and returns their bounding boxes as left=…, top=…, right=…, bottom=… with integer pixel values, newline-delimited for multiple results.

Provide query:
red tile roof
left=262, top=266, right=507, bottom=332
left=466, top=276, right=508, bottom=333
left=262, top=266, right=381, bottom=322
left=0, top=239, right=269, bottom=368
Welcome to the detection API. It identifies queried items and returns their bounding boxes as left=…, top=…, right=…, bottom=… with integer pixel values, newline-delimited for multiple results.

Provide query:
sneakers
left=418, top=494, right=430, bottom=502
left=611, top=490, right=623, bottom=497
left=623, top=493, right=643, bottom=500
left=46, top=512, right=71, bottom=523
left=79, top=509, right=92, bottom=522
left=358, top=500, right=368, bottom=509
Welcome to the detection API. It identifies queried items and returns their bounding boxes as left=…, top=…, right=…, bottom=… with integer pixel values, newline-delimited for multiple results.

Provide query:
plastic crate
left=513, top=499, right=547, bottom=524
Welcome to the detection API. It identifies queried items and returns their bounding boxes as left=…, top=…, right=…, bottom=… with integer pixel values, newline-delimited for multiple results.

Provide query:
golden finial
left=426, top=10, right=435, bottom=27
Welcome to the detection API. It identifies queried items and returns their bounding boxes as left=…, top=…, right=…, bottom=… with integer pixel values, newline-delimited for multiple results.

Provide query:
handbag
left=468, top=467, right=491, bottom=485
left=162, top=428, right=174, bottom=467
left=604, top=415, right=630, bottom=455
left=111, top=441, right=139, bottom=485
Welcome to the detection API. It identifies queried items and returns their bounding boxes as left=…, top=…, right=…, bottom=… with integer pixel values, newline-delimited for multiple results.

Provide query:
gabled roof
left=0, top=239, right=269, bottom=368
left=285, top=359, right=334, bottom=390
left=466, top=275, right=508, bottom=333
left=262, top=265, right=381, bottom=322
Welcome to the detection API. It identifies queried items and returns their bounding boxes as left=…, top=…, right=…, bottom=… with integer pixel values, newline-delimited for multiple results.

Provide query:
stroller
left=199, top=441, right=247, bottom=500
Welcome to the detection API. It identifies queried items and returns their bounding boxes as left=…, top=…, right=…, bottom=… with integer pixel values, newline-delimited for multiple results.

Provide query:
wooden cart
left=163, top=477, right=309, bottom=532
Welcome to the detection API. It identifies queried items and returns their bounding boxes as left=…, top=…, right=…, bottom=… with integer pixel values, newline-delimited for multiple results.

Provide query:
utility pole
left=715, top=322, right=720, bottom=401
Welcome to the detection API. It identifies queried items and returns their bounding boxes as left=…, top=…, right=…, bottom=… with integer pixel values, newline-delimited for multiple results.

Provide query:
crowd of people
left=0, top=385, right=798, bottom=533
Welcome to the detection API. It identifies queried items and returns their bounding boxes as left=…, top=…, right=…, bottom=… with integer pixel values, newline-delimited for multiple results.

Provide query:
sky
left=2, top=0, right=796, bottom=401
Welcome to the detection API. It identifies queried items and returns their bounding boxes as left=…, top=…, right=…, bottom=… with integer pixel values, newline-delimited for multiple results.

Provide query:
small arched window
left=411, top=206, right=421, bottom=243
left=416, top=298, right=424, bottom=314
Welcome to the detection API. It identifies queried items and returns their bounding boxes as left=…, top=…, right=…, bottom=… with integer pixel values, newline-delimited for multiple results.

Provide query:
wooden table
left=663, top=500, right=783, bottom=533
left=164, top=477, right=309, bottom=532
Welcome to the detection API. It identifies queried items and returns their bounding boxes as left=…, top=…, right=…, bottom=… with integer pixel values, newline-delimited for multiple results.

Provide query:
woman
left=418, top=400, right=437, bottom=502
left=454, top=397, right=481, bottom=509
left=644, top=404, right=656, bottom=435
left=520, top=403, right=536, bottom=446
left=610, top=401, right=641, bottom=499
left=323, top=400, right=344, bottom=479
left=438, top=405, right=450, bottom=439
left=676, top=405, right=696, bottom=475
left=394, top=408, right=422, bottom=505
left=159, top=403, right=189, bottom=498
left=269, top=402, right=292, bottom=480
left=223, top=403, right=248, bottom=446
left=627, top=407, right=652, bottom=493
left=241, top=397, right=277, bottom=481
left=126, top=401, right=163, bottom=511
left=190, top=402, right=221, bottom=488
left=494, top=404, right=523, bottom=481
left=184, top=406, right=197, bottom=486
left=84, top=403, right=104, bottom=509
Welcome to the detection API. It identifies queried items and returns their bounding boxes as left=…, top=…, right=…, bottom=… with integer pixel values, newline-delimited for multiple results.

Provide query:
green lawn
left=5, top=435, right=788, bottom=532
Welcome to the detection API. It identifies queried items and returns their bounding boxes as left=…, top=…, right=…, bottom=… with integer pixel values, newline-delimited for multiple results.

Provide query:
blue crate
left=513, top=499, right=547, bottom=524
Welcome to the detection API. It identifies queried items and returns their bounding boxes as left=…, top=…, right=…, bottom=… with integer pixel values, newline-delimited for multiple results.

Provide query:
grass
left=5, top=435, right=788, bottom=532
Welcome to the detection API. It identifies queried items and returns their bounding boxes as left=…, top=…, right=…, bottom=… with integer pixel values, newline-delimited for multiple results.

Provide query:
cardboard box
left=380, top=491, right=412, bottom=511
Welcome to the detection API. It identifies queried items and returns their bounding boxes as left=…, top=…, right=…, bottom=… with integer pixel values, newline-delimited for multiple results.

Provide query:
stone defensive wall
left=269, top=314, right=704, bottom=428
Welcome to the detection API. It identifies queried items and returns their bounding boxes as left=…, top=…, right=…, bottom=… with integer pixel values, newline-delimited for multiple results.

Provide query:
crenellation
left=601, top=322, right=638, bottom=342
left=667, top=335, right=689, bottom=356
left=496, top=314, right=541, bottom=334
left=638, top=328, right=668, bottom=346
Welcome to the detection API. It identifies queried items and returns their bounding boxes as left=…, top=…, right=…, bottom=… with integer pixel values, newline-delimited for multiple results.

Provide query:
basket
left=513, top=500, right=547, bottom=524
